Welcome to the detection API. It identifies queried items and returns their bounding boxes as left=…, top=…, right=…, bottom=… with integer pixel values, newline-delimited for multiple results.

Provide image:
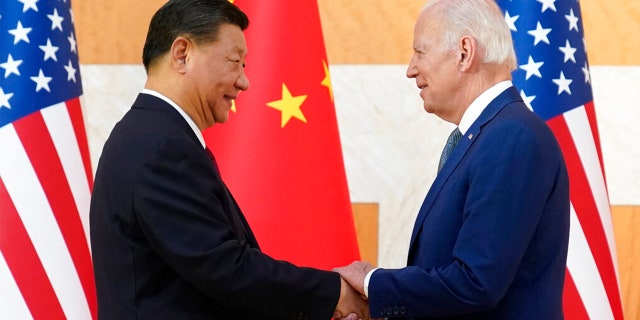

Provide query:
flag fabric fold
left=0, top=0, right=96, bottom=319
left=204, top=1, right=360, bottom=269
left=496, top=1, right=623, bottom=319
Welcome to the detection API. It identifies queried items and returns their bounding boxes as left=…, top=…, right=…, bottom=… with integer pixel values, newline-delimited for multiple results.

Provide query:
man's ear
left=170, top=36, right=191, bottom=73
left=458, top=35, right=477, bottom=71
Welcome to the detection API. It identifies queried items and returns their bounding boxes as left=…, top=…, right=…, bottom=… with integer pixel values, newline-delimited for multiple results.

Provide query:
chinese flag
left=204, top=1, right=360, bottom=269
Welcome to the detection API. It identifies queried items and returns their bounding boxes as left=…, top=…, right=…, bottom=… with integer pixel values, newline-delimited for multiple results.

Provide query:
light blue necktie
left=438, top=128, right=462, bottom=173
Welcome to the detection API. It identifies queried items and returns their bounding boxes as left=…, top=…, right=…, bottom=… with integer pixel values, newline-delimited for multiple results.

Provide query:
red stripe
left=0, top=178, right=67, bottom=319
left=66, top=98, right=94, bottom=191
left=547, top=116, right=624, bottom=320
left=13, top=111, right=97, bottom=319
left=583, top=101, right=608, bottom=184
left=562, top=270, right=590, bottom=319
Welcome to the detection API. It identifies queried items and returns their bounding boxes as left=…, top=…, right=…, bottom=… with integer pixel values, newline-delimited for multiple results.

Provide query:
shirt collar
left=458, top=80, right=513, bottom=135
left=141, top=89, right=206, bottom=148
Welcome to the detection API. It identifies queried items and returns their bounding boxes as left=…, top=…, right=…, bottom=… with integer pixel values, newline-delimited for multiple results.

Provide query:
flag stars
left=64, top=60, right=77, bottom=82
left=47, top=9, right=65, bottom=31
left=527, top=22, right=551, bottom=46
left=8, top=21, right=32, bottom=45
left=1, top=54, right=23, bottom=78
left=582, top=62, right=591, bottom=84
left=537, top=0, right=557, bottom=12
left=68, top=32, right=77, bottom=53
left=39, top=39, right=60, bottom=61
left=267, top=83, right=308, bottom=128
left=519, top=56, right=544, bottom=80
left=321, top=60, right=334, bottom=102
left=565, top=9, right=580, bottom=32
left=504, top=11, right=519, bottom=31
left=30, top=69, right=53, bottom=92
left=552, top=71, right=573, bottom=95
left=0, top=87, right=14, bottom=110
left=559, top=40, right=577, bottom=63
left=520, top=90, right=536, bottom=111
left=18, top=0, right=39, bottom=13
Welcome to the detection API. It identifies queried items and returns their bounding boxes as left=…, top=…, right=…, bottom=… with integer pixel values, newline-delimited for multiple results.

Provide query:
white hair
left=423, top=0, right=517, bottom=70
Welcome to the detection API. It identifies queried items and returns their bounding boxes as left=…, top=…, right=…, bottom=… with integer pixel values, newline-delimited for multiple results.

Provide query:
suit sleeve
left=133, top=138, right=340, bottom=320
left=369, top=118, right=566, bottom=317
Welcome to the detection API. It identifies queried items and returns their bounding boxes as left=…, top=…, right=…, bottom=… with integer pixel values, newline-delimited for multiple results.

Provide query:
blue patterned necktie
left=438, top=128, right=462, bottom=173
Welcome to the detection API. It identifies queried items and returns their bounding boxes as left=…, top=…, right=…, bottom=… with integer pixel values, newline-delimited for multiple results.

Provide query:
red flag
left=0, top=0, right=96, bottom=319
left=496, top=1, right=624, bottom=319
left=204, top=1, right=360, bottom=269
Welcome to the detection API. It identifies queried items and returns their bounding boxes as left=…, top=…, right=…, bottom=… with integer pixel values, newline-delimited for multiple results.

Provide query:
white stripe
left=41, top=101, right=92, bottom=252
left=564, top=107, right=621, bottom=282
left=0, top=251, right=33, bottom=320
left=0, top=124, right=92, bottom=320
left=566, top=203, right=615, bottom=320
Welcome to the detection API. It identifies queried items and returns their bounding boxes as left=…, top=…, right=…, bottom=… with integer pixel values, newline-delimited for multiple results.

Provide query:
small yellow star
left=231, top=100, right=237, bottom=112
left=321, top=60, right=334, bottom=102
left=228, top=0, right=234, bottom=3
left=267, top=83, right=308, bottom=128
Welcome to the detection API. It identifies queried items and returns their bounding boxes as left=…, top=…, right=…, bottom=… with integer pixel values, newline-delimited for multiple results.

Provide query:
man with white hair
left=335, top=0, right=570, bottom=319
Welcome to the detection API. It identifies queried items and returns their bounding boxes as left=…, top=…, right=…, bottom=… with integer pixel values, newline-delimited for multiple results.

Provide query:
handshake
left=332, top=261, right=377, bottom=320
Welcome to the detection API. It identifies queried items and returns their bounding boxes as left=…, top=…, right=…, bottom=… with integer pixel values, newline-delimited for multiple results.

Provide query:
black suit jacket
left=90, top=93, right=340, bottom=320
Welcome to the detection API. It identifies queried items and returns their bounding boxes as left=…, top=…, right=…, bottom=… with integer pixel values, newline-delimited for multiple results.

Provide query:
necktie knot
left=438, top=128, right=462, bottom=173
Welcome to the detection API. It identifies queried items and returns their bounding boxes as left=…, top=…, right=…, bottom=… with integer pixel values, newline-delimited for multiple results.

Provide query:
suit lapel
left=408, top=87, right=524, bottom=258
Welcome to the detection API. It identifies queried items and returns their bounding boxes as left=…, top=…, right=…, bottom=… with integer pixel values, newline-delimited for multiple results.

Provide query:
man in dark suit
left=335, top=0, right=570, bottom=319
left=89, top=0, right=368, bottom=319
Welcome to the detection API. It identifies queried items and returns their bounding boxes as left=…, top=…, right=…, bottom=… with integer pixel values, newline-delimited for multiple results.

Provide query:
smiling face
left=406, top=9, right=464, bottom=123
left=185, top=23, right=249, bottom=128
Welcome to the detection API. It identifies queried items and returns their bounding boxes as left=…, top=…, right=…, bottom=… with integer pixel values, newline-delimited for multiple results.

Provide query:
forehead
left=413, top=11, right=439, bottom=49
left=211, top=23, right=247, bottom=56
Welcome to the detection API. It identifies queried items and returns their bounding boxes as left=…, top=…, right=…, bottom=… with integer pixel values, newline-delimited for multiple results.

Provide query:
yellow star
left=228, top=0, right=234, bottom=3
left=321, top=60, right=334, bottom=102
left=267, top=83, right=308, bottom=128
left=231, top=100, right=237, bottom=112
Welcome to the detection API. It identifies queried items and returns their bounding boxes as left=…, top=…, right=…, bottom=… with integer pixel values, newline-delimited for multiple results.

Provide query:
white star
left=39, top=39, right=60, bottom=62
left=68, top=32, right=77, bottom=53
left=520, top=90, right=536, bottom=111
left=552, top=71, right=573, bottom=95
left=64, top=60, right=77, bottom=82
left=30, top=69, right=53, bottom=92
left=47, top=8, right=64, bottom=31
left=565, top=9, right=580, bottom=32
left=18, top=0, right=39, bottom=13
left=0, top=54, right=23, bottom=78
left=582, top=62, right=591, bottom=84
left=527, top=22, right=551, bottom=46
left=8, top=21, right=32, bottom=45
left=559, top=40, right=577, bottom=63
left=505, top=11, right=519, bottom=31
left=0, top=87, right=14, bottom=110
left=69, top=8, right=74, bottom=23
left=537, top=0, right=557, bottom=12
left=519, top=56, right=544, bottom=80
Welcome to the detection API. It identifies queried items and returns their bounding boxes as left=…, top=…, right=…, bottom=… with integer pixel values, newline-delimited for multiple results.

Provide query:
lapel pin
left=468, top=133, right=473, bottom=139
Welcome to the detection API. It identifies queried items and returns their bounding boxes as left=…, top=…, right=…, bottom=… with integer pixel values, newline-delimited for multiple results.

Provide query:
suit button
left=393, top=307, right=400, bottom=315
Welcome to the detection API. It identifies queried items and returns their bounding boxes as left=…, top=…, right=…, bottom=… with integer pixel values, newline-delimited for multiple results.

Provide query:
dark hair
left=142, top=0, right=249, bottom=72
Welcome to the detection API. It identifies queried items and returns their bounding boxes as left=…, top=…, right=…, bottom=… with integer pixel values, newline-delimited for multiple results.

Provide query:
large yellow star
left=321, top=60, right=334, bottom=102
left=267, top=83, right=308, bottom=128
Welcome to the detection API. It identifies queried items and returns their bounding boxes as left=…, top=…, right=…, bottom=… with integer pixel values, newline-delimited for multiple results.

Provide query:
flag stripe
left=1, top=122, right=91, bottom=320
left=547, top=115, right=624, bottom=319
left=0, top=252, right=32, bottom=320
left=12, top=109, right=95, bottom=319
left=564, top=105, right=620, bottom=281
left=566, top=204, right=614, bottom=319
left=582, top=101, right=607, bottom=180
left=67, top=97, right=94, bottom=191
left=42, top=101, right=92, bottom=252
left=0, top=178, right=67, bottom=319
left=562, top=270, right=590, bottom=319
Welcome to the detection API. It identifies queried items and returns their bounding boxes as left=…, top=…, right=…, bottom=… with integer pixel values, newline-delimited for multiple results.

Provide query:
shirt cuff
left=364, top=268, right=379, bottom=298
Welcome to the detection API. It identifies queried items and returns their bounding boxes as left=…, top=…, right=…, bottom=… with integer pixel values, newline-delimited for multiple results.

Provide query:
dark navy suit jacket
left=368, top=87, right=570, bottom=319
left=90, top=93, right=340, bottom=320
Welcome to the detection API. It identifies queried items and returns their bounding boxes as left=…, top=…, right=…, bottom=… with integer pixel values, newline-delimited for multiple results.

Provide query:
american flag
left=496, top=0, right=623, bottom=319
left=0, top=0, right=96, bottom=319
